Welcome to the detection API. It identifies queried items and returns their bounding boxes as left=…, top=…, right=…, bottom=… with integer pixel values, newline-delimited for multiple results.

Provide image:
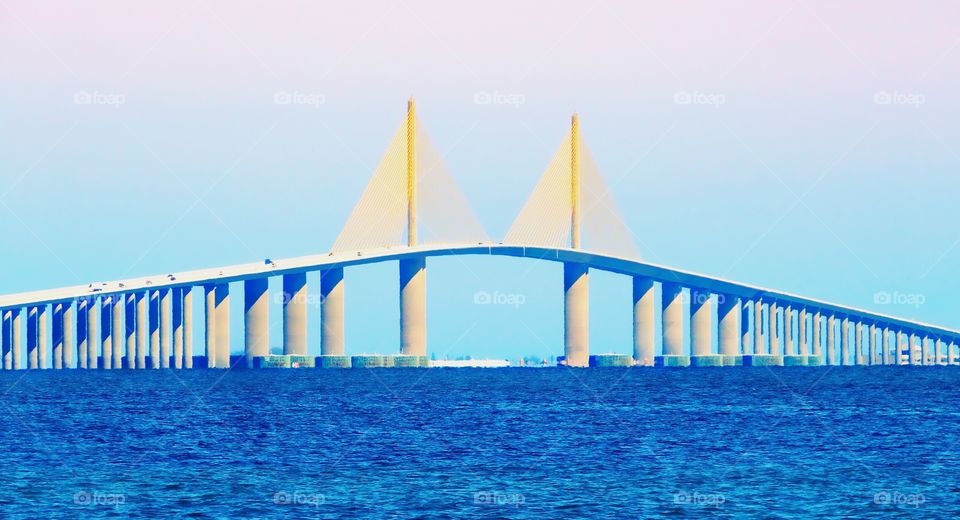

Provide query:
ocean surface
left=0, top=367, right=958, bottom=518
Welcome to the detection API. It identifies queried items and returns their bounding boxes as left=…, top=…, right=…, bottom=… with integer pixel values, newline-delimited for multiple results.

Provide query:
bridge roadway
left=1, top=242, right=956, bottom=339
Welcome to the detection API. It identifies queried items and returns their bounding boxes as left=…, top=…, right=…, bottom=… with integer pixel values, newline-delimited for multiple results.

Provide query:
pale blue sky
left=2, top=1, right=959, bottom=360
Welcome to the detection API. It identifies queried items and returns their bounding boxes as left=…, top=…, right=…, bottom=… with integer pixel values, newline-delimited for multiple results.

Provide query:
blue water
left=1, top=367, right=958, bottom=518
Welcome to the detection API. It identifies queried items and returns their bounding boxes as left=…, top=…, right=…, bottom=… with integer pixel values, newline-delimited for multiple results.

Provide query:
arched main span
left=0, top=242, right=958, bottom=369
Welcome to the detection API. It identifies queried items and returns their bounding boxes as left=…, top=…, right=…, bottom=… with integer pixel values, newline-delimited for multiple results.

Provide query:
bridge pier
left=112, top=295, right=124, bottom=368
left=321, top=268, right=345, bottom=356
left=769, top=301, right=779, bottom=356
left=183, top=288, right=193, bottom=369
left=752, top=298, right=767, bottom=356
left=657, top=283, right=686, bottom=366
left=826, top=315, right=836, bottom=365
left=840, top=317, right=850, bottom=366
left=400, top=258, right=427, bottom=357
left=136, top=292, right=147, bottom=369
left=283, top=273, right=307, bottom=356
left=690, top=290, right=720, bottom=366
left=812, top=311, right=822, bottom=363
left=101, top=297, right=112, bottom=369
left=214, top=284, right=231, bottom=368
left=125, top=294, right=136, bottom=368
left=64, top=303, right=74, bottom=368
left=205, top=285, right=216, bottom=367
left=53, top=303, right=63, bottom=369
left=869, top=324, right=878, bottom=365
left=562, top=262, right=589, bottom=367
left=87, top=299, right=98, bottom=369
left=173, top=287, right=183, bottom=369
left=27, top=306, right=38, bottom=369
left=741, top=301, right=751, bottom=355
left=718, top=295, right=741, bottom=364
left=855, top=321, right=863, bottom=365
left=798, top=308, right=808, bottom=356
left=244, top=278, right=269, bottom=368
left=160, top=289, right=172, bottom=368
left=632, top=278, right=655, bottom=366
left=149, top=291, right=160, bottom=368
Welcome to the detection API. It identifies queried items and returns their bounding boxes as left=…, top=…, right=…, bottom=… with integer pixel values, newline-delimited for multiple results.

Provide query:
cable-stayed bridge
left=1, top=100, right=957, bottom=369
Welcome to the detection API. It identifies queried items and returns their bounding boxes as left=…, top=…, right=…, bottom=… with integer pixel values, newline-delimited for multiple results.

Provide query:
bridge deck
left=0, top=243, right=955, bottom=338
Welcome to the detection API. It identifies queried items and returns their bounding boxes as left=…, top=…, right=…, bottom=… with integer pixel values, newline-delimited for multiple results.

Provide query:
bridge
left=1, top=99, right=957, bottom=369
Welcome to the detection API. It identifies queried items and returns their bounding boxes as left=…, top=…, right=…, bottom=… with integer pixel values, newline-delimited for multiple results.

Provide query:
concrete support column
left=244, top=278, right=270, bottom=368
left=125, top=294, right=136, bottom=369
left=909, top=333, right=919, bottom=365
left=741, top=302, right=751, bottom=354
left=768, top=302, right=780, bottom=355
left=690, top=290, right=713, bottom=357
left=632, top=277, right=655, bottom=366
left=855, top=322, right=864, bottom=365
left=136, top=292, right=147, bottom=369
left=173, top=287, right=183, bottom=369
left=12, top=309, right=22, bottom=370
left=784, top=305, right=794, bottom=355
left=111, top=296, right=123, bottom=369
left=718, top=296, right=741, bottom=357
left=562, top=262, right=588, bottom=367
left=27, top=307, right=38, bottom=369
left=936, top=339, right=946, bottom=365
left=214, top=284, right=230, bottom=368
left=282, top=273, right=308, bottom=356
left=87, top=299, right=98, bottom=369
left=160, top=289, right=172, bottom=368
left=869, top=324, right=878, bottom=365
left=661, top=283, right=684, bottom=357
left=205, top=285, right=216, bottom=367
left=400, top=257, right=428, bottom=357
left=321, top=268, right=345, bottom=356
left=100, top=298, right=112, bottom=369
left=826, top=315, right=836, bottom=365
left=922, top=336, right=932, bottom=366
left=63, top=303, right=74, bottom=368
left=897, top=331, right=907, bottom=365
left=38, top=305, right=47, bottom=369
left=77, top=301, right=87, bottom=369
left=754, top=299, right=764, bottom=354
left=53, top=303, right=64, bottom=369
left=839, top=317, right=850, bottom=365
left=812, top=311, right=822, bottom=360
left=882, top=328, right=892, bottom=365
left=0, top=310, right=9, bottom=370
left=183, top=288, right=193, bottom=369
left=149, top=291, right=160, bottom=369
left=950, top=341, right=958, bottom=365
left=798, top=308, right=808, bottom=356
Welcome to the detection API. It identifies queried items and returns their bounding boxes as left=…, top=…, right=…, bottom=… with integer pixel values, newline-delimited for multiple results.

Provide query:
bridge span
left=1, top=99, right=957, bottom=369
